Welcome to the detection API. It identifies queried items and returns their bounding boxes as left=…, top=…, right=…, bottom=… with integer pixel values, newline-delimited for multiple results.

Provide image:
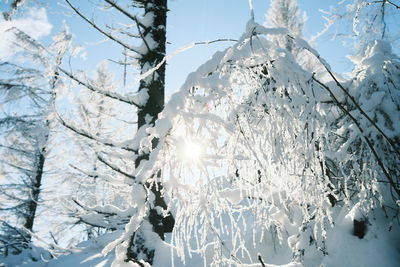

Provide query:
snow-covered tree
left=317, top=0, right=400, bottom=51
left=309, top=0, right=400, bottom=226
left=117, top=13, right=400, bottom=265
left=329, top=38, right=400, bottom=234
left=264, top=0, right=306, bottom=54
left=0, top=27, right=70, bottom=256
left=58, top=62, right=124, bottom=241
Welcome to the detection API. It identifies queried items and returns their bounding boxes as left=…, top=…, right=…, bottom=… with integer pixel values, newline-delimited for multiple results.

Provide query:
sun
left=180, top=139, right=203, bottom=163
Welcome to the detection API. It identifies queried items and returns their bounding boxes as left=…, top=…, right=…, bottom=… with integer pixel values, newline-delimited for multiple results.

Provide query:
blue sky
left=0, top=0, right=355, bottom=96
left=166, top=0, right=353, bottom=95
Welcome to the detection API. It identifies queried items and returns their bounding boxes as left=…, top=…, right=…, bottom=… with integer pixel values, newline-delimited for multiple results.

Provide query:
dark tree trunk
left=23, top=150, right=45, bottom=235
left=128, top=0, right=174, bottom=264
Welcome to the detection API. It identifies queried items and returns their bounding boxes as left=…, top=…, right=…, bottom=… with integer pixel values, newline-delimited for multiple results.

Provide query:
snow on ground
left=2, top=208, right=399, bottom=267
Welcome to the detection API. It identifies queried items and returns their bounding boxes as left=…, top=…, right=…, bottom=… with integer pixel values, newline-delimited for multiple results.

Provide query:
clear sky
left=166, top=0, right=352, bottom=94
left=0, top=0, right=356, bottom=97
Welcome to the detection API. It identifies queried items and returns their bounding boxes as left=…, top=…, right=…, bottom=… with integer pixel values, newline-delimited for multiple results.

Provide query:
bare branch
left=104, top=0, right=146, bottom=28
left=0, top=144, right=34, bottom=156
left=72, top=199, right=117, bottom=216
left=57, top=113, right=137, bottom=153
left=59, top=67, right=141, bottom=108
left=193, top=39, right=238, bottom=45
left=64, top=0, right=142, bottom=54
left=69, top=164, right=98, bottom=179
left=97, top=154, right=136, bottom=180
left=105, top=25, right=141, bottom=38
left=369, top=0, right=400, bottom=9
left=2, top=161, right=33, bottom=175
left=258, top=254, right=266, bottom=267
left=75, top=217, right=115, bottom=230
left=133, top=17, right=151, bottom=52
left=103, top=0, right=151, bottom=51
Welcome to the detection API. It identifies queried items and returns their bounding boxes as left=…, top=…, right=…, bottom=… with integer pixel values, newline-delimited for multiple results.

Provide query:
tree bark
left=128, top=0, right=174, bottom=264
left=23, top=150, right=45, bottom=234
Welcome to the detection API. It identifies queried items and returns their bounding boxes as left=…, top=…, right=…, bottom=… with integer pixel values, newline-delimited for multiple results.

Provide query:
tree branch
left=69, top=164, right=98, bottom=179
left=72, top=199, right=118, bottom=216
left=75, top=217, right=116, bottom=230
left=301, top=44, right=400, bottom=156
left=0, top=144, right=34, bottom=156
left=103, top=0, right=152, bottom=51
left=104, top=0, right=146, bottom=28
left=258, top=254, right=266, bottom=267
left=313, top=75, right=400, bottom=198
left=137, top=38, right=238, bottom=81
left=59, top=67, right=141, bottom=108
left=65, top=0, right=142, bottom=54
left=97, top=154, right=136, bottom=180
left=369, top=0, right=400, bottom=9
left=57, top=113, right=137, bottom=153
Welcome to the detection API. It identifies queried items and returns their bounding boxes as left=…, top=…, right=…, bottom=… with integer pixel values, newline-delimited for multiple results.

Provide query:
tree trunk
left=23, top=150, right=45, bottom=235
left=128, top=0, right=174, bottom=264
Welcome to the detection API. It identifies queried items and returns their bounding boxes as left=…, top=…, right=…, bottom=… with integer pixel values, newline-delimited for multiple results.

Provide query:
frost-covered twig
left=72, top=199, right=118, bottom=216
left=104, top=0, right=146, bottom=28
left=69, top=164, right=99, bottom=179
left=296, top=37, right=400, bottom=156
left=248, top=0, right=255, bottom=21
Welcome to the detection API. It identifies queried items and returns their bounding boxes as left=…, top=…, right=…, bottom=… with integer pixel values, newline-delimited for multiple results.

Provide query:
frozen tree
left=126, top=1, right=175, bottom=264
left=110, top=2, right=397, bottom=265
left=263, top=0, right=324, bottom=87
left=0, top=27, right=70, bottom=256
left=61, top=62, right=123, bottom=241
left=264, top=0, right=307, bottom=54
left=316, top=0, right=400, bottom=52
left=307, top=0, right=400, bottom=224
left=328, top=39, right=400, bottom=236
left=322, top=0, right=400, bottom=237
left=117, top=21, right=326, bottom=265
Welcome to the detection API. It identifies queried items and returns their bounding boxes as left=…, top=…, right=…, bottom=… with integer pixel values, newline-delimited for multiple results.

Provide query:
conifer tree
left=264, top=0, right=306, bottom=54
left=0, top=27, right=69, bottom=256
